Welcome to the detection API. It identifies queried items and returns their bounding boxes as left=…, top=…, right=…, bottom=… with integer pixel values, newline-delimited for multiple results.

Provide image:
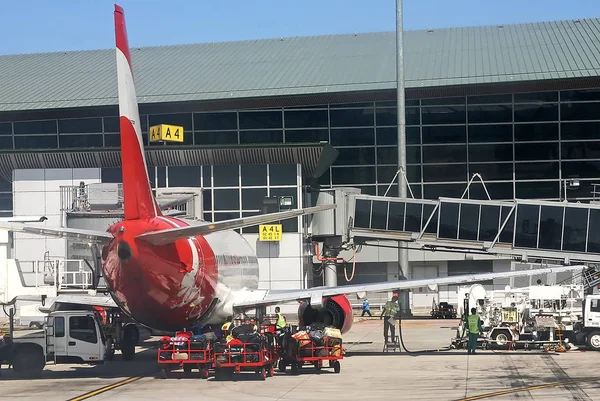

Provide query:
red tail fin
left=114, top=5, right=160, bottom=220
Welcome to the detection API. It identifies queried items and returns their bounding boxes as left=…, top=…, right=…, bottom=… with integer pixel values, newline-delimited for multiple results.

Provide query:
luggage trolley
left=157, top=335, right=213, bottom=379
left=213, top=340, right=276, bottom=381
left=279, top=336, right=344, bottom=374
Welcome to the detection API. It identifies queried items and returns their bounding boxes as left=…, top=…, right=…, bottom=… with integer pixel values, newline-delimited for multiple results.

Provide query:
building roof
left=0, top=143, right=337, bottom=181
left=1, top=18, right=600, bottom=112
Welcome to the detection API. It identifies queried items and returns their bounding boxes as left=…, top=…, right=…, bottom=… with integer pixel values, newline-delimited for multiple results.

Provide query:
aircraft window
left=69, top=316, right=97, bottom=344
left=55, top=317, right=65, bottom=338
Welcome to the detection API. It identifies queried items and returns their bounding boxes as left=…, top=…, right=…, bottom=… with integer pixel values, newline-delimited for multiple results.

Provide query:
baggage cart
left=213, top=341, right=276, bottom=381
left=278, top=337, right=344, bottom=375
left=157, top=337, right=213, bottom=379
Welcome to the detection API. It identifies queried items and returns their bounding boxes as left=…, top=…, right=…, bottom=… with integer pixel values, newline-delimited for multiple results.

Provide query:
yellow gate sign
left=259, top=224, right=282, bottom=241
left=149, top=124, right=184, bottom=143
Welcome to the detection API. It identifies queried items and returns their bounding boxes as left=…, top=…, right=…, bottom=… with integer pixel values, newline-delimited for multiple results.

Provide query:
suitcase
left=323, top=327, right=342, bottom=339
left=238, top=333, right=262, bottom=344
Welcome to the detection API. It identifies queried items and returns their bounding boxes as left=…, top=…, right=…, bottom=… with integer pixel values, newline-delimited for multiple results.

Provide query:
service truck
left=453, top=284, right=600, bottom=351
left=0, top=309, right=140, bottom=378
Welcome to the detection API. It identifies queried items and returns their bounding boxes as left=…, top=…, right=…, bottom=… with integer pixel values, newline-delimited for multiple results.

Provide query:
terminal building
left=1, top=17, right=599, bottom=311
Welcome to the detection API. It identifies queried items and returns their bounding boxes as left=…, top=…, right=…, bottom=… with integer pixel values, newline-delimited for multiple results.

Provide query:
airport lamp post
left=396, top=0, right=412, bottom=317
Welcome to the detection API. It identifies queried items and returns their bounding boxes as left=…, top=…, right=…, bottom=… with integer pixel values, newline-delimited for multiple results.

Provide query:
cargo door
left=66, top=315, right=102, bottom=362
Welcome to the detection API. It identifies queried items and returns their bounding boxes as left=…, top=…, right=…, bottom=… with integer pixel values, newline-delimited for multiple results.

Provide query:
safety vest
left=383, top=301, right=399, bottom=317
left=467, top=314, right=480, bottom=334
left=221, top=321, right=232, bottom=331
left=276, top=312, right=286, bottom=328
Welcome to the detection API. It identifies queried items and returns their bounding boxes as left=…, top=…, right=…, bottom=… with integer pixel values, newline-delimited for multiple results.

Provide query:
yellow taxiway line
left=66, top=376, right=142, bottom=401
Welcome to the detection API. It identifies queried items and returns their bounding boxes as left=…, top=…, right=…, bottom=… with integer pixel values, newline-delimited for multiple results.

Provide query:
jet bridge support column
left=323, top=245, right=340, bottom=287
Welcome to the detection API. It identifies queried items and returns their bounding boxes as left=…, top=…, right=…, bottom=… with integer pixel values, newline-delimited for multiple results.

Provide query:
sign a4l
left=259, top=224, right=282, bottom=241
left=149, top=124, right=184, bottom=143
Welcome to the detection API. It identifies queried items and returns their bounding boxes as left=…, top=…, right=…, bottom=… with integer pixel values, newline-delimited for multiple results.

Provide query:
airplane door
left=66, top=315, right=101, bottom=362
left=51, top=316, right=67, bottom=358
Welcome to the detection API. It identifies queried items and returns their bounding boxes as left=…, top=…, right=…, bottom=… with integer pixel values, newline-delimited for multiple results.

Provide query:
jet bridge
left=347, top=194, right=600, bottom=266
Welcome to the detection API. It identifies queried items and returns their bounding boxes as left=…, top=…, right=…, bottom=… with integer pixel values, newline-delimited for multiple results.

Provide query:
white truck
left=453, top=283, right=600, bottom=351
left=0, top=309, right=138, bottom=378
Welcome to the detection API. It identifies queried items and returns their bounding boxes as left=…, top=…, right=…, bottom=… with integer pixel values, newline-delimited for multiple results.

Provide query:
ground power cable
left=395, top=303, right=453, bottom=354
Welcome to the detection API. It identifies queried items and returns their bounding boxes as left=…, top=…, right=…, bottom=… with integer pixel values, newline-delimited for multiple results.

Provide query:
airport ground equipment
left=158, top=333, right=214, bottom=379
left=452, top=280, right=600, bottom=351
left=277, top=326, right=343, bottom=374
left=0, top=309, right=138, bottom=378
left=430, top=301, right=457, bottom=319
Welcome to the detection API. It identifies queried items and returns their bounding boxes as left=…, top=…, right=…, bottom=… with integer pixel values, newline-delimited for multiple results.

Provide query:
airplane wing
left=136, top=204, right=336, bottom=246
left=231, top=264, right=586, bottom=310
left=0, top=221, right=113, bottom=243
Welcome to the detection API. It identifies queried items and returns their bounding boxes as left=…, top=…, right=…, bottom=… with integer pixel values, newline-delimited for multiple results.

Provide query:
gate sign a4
left=149, top=124, right=184, bottom=143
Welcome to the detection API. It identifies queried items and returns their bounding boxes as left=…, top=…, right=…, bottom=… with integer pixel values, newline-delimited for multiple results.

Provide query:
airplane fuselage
left=102, top=216, right=260, bottom=330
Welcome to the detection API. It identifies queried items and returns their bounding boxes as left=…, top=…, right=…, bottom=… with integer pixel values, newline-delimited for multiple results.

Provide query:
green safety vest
left=276, top=313, right=286, bottom=328
left=383, top=301, right=399, bottom=317
left=467, top=314, right=480, bottom=334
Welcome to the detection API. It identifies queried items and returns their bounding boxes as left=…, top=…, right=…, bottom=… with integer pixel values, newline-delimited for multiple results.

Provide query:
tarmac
left=1, top=316, right=600, bottom=401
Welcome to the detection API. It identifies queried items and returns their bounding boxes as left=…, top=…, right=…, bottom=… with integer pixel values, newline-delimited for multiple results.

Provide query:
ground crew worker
left=275, top=306, right=286, bottom=329
left=249, top=318, right=258, bottom=331
left=467, top=308, right=483, bottom=355
left=380, top=295, right=399, bottom=343
left=361, top=299, right=372, bottom=317
left=221, top=316, right=233, bottom=338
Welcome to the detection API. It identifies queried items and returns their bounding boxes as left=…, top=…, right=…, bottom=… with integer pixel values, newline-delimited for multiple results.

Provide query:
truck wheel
left=491, top=331, right=511, bottom=350
left=586, top=331, right=600, bottom=351
left=13, top=346, right=45, bottom=378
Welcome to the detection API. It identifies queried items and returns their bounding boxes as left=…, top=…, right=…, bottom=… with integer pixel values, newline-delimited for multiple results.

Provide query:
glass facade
left=4, top=87, right=600, bottom=217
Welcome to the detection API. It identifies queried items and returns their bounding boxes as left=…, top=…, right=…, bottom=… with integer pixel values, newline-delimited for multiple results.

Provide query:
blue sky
left=3, top=0, right=600, bottom=55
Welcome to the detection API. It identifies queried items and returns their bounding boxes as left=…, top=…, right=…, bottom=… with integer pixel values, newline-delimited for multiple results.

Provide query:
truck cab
left=582, top=294, right=600, bottom=350
left=4, top=310, right=106, bottom=377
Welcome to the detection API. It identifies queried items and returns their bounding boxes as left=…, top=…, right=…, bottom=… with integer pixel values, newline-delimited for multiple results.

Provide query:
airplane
left=0, top=4, right=586, bottom=337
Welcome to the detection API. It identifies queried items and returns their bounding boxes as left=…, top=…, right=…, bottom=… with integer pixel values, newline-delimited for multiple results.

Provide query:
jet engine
left=297, top=294, right=353, bottom=334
